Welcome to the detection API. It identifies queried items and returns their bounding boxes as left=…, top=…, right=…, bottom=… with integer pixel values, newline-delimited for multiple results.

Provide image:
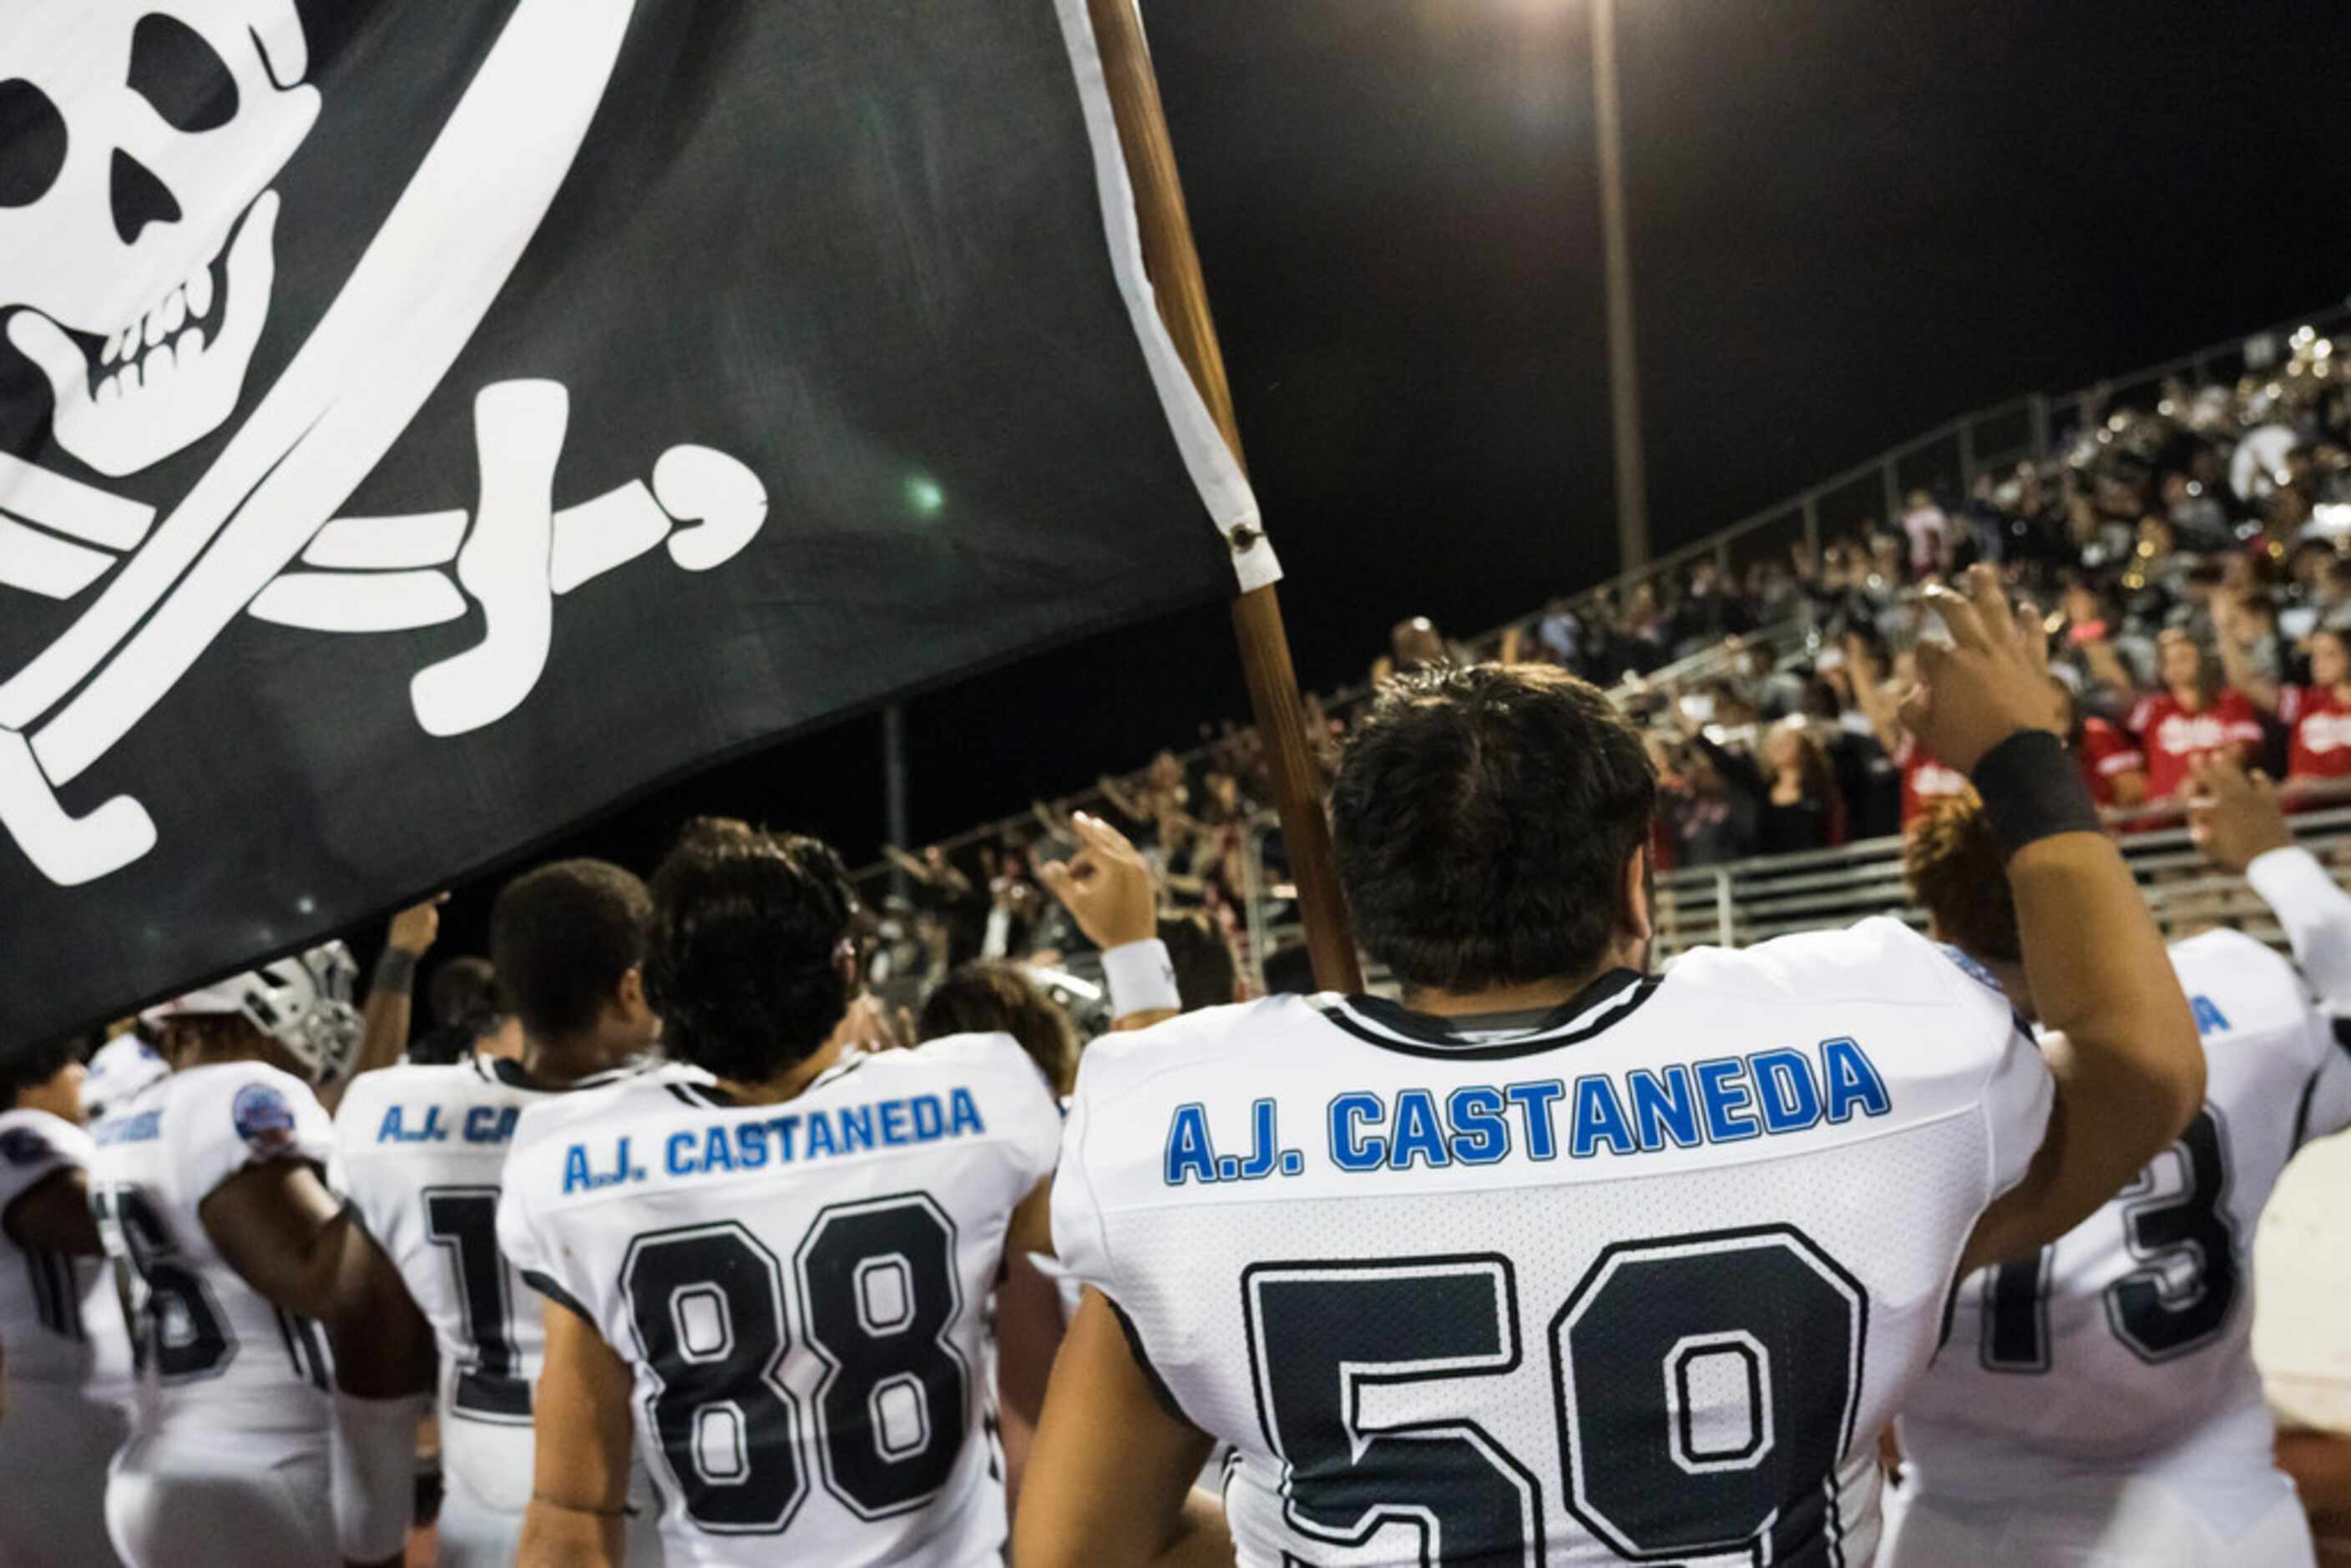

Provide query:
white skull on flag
left=0, top=0, right=767, bottom=889
left=0, top=0, right=319, bottom=477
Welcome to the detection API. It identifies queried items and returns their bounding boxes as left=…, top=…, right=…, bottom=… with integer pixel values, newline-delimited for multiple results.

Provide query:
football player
left=1016, top=569, right=2205, bottom=1566
left=92, top=943, right=434, bottom=1568
left=500, top=822, right=1069, bottom=1565
left=335, top=859, right=669, bottom=1565
left=1883, top=755, right=2351, bottom=1565
left=0, top=1035, right=129, bottom=1566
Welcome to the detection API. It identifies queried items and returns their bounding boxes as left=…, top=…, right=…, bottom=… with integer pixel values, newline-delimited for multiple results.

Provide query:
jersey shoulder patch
left=232, top=1080, right=302, bottom=1158
left=166, top=1062, right=332, bottom=1201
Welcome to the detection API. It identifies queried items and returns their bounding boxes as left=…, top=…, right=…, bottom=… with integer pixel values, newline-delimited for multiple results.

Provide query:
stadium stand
left=862, top=301, right=2351, bottom=997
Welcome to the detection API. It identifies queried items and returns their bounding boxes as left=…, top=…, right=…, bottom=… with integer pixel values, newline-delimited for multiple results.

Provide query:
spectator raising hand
left=2188, top=753, right=2292, bottom=873
left=829, top=990, right=918, bottom=1054
left=1038, top=812, right=1159, bottom=951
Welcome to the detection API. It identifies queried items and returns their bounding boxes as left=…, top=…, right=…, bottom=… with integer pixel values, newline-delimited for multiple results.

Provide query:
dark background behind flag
left=867, top=0, right=2351, bottom=854
left=0, top=0, right=1245, bottom=1051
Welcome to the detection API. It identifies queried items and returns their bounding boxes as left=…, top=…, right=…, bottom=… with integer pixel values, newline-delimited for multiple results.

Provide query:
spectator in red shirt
left=2061, top=680, right=2148, bottom=808
left=1843, top=633, right=1967, bottom=827
left=1893, top=733, right=1970, bottom=826
left=2126, top=629, right=2263, bottom=800
left=2220, top=621, right=2351, bottom=792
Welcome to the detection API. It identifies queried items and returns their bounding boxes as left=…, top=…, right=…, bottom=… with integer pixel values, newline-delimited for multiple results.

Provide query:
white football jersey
left=334, top=1053, right=672, bottom=1524
left=1898, top=927, right=2351, bottom=1523
left=498, top=1034, right=1060, bottom=1566
left=1054, top=918, right=2054, bottom=1568
left=0, top=1108, right=116, bottom=1386
left=88, top=1062, right=336, bottom=1444
left=0, top=1110, right=130, bottom=1568
left=82, top=1034, right=169, bottom=1126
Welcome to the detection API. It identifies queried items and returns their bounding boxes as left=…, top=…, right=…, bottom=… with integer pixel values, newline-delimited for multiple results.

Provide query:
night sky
left=493, top=0, right=2351, bottom=945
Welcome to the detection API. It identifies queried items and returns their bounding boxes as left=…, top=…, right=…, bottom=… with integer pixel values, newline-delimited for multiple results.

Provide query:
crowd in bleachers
left=874, top=327, right=2351, bottom=984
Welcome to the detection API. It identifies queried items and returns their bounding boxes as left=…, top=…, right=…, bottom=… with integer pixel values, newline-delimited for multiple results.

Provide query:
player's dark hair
left=918, top=961, right=1079, bottom=1095
left=1904, top=793, right=2022, bottom=964
left=1158, top=911, right=1236, bottom=1011
left=0, top=1034, right=86, bottom=1105
left=1260, top=944, right=1317, bottom=996
left=427, top=956, right=500, bottom=1032
left=645, top=821, right=857, bottom=1083
left=1332, top=663, right=1657, bottom=993
left=491, top=860, right=652, bottom=1042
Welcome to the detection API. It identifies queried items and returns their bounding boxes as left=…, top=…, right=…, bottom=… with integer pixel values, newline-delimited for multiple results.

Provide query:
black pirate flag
left=0, top=0, right=1271, bottom=1053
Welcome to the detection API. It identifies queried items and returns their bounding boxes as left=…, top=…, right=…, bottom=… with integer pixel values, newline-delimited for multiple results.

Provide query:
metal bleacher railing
left=1653, top=798, right=2351, bottom=963
left=857, top=295, right=2351, bottom=898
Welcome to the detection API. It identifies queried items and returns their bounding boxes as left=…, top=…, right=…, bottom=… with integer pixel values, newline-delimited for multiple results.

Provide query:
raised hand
left=385, top=893, right=448, bottom=959
left=1898, top=565, right=2068, bottom=775
left=1037, top=812, right=1159, bottom=951
left=2189, top=753, right=2292, bottom=874
left=831, top=992, right=918, bottom=1054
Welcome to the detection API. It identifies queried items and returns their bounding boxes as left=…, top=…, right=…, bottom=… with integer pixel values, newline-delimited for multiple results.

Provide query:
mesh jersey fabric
left=88, top=1061, right=336, bottom=1446
left=334, top=1052, right=680, bottom=1522
left=498, top=1034, right=1060, bottom=1566
left=1900, top=927, right=2348, bottom=1539
left=1054, top=917, right=2052, bottom=1567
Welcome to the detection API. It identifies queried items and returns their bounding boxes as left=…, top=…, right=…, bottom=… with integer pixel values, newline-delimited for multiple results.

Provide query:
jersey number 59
left=1243, top=1224, right=1868, bottom=1566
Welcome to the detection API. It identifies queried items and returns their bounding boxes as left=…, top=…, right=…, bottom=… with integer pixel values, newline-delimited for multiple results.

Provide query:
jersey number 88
left=620, top=1192, right=971, bottom=1535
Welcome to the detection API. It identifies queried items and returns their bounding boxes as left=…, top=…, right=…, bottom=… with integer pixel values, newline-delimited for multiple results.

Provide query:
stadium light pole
left=1591, top=0, right=1651, bottom=572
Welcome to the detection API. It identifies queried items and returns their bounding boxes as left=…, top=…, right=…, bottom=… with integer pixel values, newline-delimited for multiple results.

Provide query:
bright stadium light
left=905, top=475, right=945, bottom=518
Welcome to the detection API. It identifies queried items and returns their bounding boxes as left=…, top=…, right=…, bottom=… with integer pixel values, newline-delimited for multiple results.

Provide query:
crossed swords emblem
left=0, top=0, right=766, bottom=888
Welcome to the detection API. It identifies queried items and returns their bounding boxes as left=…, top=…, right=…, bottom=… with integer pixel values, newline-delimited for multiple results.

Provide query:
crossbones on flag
left=0, top=0, right=1272, bottom=1055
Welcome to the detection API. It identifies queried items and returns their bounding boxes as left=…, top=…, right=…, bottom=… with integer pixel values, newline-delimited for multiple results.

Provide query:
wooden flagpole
left=1084, top=0, right=1364, bottom=994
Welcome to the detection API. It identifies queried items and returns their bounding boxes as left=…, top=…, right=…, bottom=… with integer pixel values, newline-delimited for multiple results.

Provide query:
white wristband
left=331, top=1388, right=430, bottom=1562
left=1101, top=938, right=1183, bottom=1019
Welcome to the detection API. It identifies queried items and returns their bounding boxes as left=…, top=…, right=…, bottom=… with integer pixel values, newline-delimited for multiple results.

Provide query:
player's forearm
left=2010, top=831, right=2203, bottom=1147
left=2247, top=847, right=2351, bottom=1011
left=336, top=948, right=420, bottom=1111
left=202, top=1165, right=354, bottom=1322
left=2278, top=1429, right=2351, bottom=1513
left=325, top=1249, right=434, bottom=1399
left=518, top=1500, right=622, bottom=1568
left=5, top=1169, right=104, bottom=1257
left=1973, top=726, right=2203, bottom=1161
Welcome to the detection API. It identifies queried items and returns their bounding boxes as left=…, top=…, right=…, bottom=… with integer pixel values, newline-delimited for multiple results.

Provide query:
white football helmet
left=141, top=942, right=365, bottom=1086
